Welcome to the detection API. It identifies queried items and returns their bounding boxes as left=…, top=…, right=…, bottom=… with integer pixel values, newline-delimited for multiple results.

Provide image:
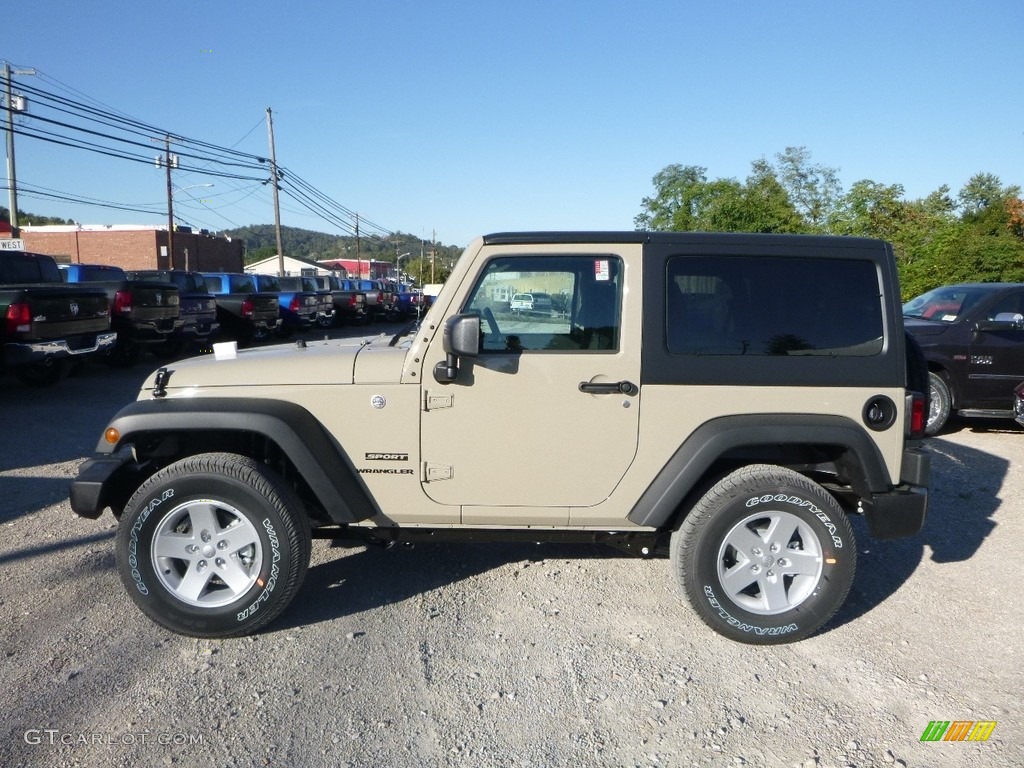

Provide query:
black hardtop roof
left=483, top=231, right=889, bottom=249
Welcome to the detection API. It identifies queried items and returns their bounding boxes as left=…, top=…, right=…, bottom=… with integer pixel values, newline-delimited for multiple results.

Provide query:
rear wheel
left=115, top=452, right=311, bottom=637
left=107, top=337, right=141, bottom=367
left=671, top=464, right=855, bottom=645
left=15, top=359, right=64, bottom=386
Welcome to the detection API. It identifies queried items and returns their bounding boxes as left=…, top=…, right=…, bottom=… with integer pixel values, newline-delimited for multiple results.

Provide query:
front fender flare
left=94, top=397, right=377, bottom=524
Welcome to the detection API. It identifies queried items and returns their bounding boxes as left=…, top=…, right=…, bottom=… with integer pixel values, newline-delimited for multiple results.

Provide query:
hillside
left=222, top=225, right=463, bottom=266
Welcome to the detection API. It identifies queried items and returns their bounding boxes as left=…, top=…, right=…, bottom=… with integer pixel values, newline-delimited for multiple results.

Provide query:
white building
left=244, top=254, right=349, bottom=278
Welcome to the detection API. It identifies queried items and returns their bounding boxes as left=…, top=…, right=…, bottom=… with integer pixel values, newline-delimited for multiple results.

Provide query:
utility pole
left=355, top=213, right=362, bottom=279
left=154, top=136, right=179, bottom=268
left=266, top=107, right=285, bottom=277
left=3, top=62, right=36, bottom=237
left=430, top=229, right=436, bottom=283
left=163, top=137, right=176, bottom=268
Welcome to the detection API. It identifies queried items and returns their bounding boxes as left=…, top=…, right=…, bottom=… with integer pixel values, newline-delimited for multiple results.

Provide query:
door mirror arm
left=433, top=314, right=480, bottom=383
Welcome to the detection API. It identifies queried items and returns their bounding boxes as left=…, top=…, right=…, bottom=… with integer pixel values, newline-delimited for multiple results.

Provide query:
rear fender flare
left=627, top=414, right=891, bottom=528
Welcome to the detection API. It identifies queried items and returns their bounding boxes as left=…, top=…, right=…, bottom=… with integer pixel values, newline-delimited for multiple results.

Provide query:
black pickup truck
left=127, top=269, right=220, bottom=355
left=904, top=282, right=1024, bottom=434
left=199, top=272, right=281, bottom=345
left=309, top=275, right=367, bottom=326
left=60, top=263, right=181, bottom=366
left=1, top=249, right=116, bottom=385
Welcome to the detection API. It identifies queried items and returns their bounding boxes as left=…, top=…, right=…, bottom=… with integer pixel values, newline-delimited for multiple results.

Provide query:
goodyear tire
left=926, top=371, right=952, bottom=436
left=671, top=465, right=855, bottom=645
left=115, top=452, right=311, bottom=638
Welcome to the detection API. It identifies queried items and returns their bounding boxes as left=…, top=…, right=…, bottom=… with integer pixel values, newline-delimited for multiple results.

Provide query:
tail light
left=241, top=297, right=254, bottom=318
left=289, top=297, right=300, bottom=312
left=113, top=290, right=133, bottom=315
left=907, top=392, right=927, bottom=439
left=5, top=303, right=32, bottom=334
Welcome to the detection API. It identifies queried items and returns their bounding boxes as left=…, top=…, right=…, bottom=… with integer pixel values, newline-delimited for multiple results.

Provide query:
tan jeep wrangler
left=70, top=232, right=930, bottom=644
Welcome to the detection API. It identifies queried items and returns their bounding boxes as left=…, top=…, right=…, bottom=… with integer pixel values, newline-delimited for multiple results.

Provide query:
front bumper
left=69, top=453, right=140, bottom=519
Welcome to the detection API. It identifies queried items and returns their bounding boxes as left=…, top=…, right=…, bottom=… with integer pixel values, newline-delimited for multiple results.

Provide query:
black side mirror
left=434, top=314, right=480, bottom=383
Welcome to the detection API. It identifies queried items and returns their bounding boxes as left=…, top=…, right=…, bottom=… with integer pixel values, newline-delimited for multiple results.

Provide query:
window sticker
left=594, top=260, right=610, bottom=281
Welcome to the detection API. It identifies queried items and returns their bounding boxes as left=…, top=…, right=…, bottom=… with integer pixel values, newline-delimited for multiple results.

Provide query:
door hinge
left=424, top=462, right=454, bottom=482
left=424, top=391, right=454, bottom=411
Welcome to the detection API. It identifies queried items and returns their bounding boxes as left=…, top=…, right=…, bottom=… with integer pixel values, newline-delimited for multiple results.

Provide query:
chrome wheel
left=716, top=509, right=823, bottom=615
left=151, top=499, right=263, bottom=608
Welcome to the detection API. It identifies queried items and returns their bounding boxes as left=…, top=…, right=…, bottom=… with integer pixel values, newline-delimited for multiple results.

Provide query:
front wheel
left=115, top=452, right=311, bottom=637
left=926, top=371, right=952, bottom=436
left=670, top=465, right=856, bottom=645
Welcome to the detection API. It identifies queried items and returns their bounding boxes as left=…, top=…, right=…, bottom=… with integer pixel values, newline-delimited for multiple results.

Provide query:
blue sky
left=3, top=0, right=1023, bottom=247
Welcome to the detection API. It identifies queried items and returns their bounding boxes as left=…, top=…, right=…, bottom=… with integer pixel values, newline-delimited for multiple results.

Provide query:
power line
left=3, top=68, right=402, bottom=239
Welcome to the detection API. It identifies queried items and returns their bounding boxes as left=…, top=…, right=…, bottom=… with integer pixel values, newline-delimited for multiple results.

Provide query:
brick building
left=317, top=258, right=393, bottom=279
left=17, top=224, right=244, bottom=272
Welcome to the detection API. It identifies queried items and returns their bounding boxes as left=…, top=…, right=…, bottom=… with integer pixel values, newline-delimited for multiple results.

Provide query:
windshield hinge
left=424, top=391, right=454, bottom=411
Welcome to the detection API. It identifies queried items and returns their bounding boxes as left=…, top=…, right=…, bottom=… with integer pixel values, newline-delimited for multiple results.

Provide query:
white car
left=509, top=292, right=553, bottom=315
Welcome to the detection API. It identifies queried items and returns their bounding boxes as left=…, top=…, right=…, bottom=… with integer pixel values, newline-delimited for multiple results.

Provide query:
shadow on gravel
left=0, top=529, right=115, bottom=566
left=275, top=541, right=631, bottom=632
left=828, top=435, right=1005, bottom=632
left=0, top=476, right=82, bottom=522
left=0, top=362, right=151, bottom=471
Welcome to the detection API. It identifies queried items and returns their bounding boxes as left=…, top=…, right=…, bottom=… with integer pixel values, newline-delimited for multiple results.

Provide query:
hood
left=903, top=317, right=949, bottom=337
left=140, top=336, right=409, bottom=394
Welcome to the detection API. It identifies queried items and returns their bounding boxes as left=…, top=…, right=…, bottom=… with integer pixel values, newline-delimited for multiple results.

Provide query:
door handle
left=579, top=380, right=637, bottom=395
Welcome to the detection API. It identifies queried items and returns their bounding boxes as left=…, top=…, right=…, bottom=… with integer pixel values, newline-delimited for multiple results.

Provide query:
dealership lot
left=0, top=341, right=1021, bottom=767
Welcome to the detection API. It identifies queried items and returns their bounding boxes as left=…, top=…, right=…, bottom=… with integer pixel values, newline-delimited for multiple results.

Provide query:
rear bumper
left=5, top=332, right=117, bottom=365
left=864, top=447, right=930, bottom=539
left=174, top=319, right=220, bottom=341
left=281, top=311, right=318, bottom=328
left=117, top=317, right=180, bottom=343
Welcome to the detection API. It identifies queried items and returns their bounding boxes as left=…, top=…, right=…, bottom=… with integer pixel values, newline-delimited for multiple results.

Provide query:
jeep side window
left=463, top=255, right=622, bottom=352
left=666, top=255, right=883, bottom=356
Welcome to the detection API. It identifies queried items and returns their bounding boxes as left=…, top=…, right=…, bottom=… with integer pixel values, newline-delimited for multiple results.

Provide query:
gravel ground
left=1, top=341, right=1021, bottom=768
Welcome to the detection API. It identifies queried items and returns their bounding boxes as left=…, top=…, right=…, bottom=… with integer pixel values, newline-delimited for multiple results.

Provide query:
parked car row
left=1, top=249, right=428, bottom=387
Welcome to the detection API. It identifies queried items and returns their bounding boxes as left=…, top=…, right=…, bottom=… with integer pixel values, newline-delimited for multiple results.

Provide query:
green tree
left=772, top=146, right=842, bottom=231
left=957, top=172, right=1007, bottom=216
left=735, top=159, right=805, bottom=233
left=634, top=164, right=712, bottom=231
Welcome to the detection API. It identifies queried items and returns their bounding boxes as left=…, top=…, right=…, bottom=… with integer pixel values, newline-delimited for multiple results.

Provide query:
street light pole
left=396, top=252, right=411, bottom=280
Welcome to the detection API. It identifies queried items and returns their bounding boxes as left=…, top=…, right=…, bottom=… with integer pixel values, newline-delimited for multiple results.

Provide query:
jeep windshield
left=903, top=286, right=989, bottom=323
